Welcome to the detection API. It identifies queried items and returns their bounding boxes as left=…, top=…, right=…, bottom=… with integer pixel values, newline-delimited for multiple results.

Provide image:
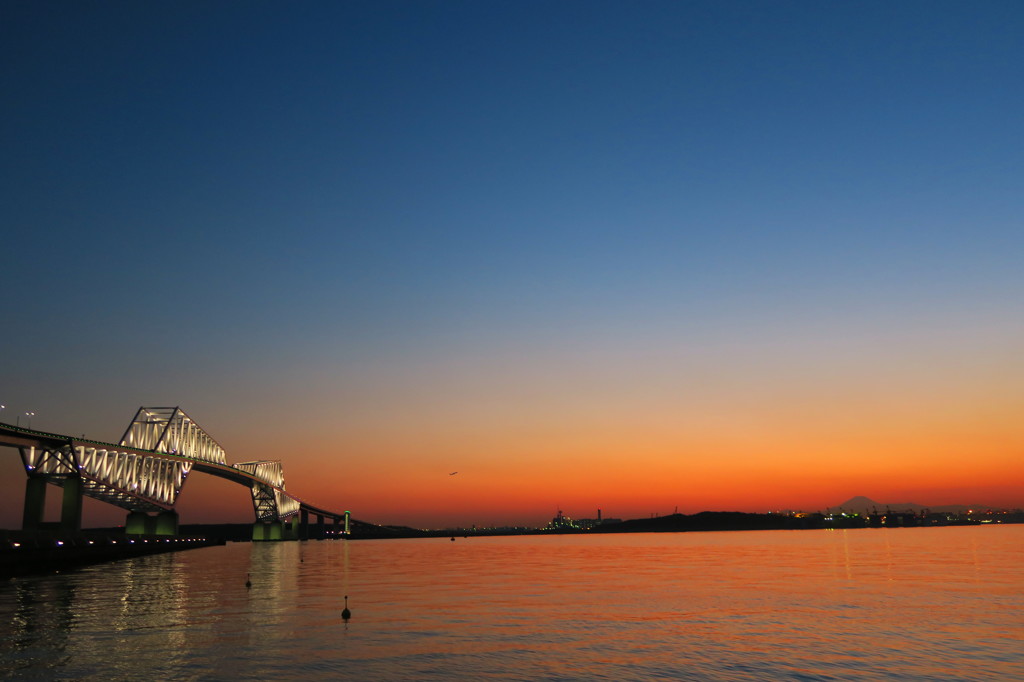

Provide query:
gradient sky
left=2, top=1, right=1022, bottom=529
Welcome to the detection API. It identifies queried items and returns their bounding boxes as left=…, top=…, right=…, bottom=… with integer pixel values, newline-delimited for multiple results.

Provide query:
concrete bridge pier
left=22, top=477, right=47, bottom=531
left=252, top=521, right=285, bottom=541
left=22, top=476, right=84, bottom=532
left=126, top=510, right=179, bottom=536
left=296, top=510, right=342, bottom=540
left=61, top=476, right=84, bottom=532
left=285, top=515, right=299, bottom=540
left=252, top=518, right=306, bottom=541
left=156, top=510, right=179, bottom=535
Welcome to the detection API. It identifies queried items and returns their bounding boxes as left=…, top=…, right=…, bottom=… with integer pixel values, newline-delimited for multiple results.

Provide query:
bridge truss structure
left=0, top=407, right=348, bottom=539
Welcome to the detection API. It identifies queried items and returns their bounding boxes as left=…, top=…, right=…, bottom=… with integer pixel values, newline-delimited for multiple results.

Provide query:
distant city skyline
left=2, top=1, right=1022, bottom=529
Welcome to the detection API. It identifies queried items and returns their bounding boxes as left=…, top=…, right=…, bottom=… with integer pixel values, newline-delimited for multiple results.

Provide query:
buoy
left=342, top=595, right=351, bottom=621
left=245, top=573, right=252, bottom=589
left=450, top=536, right=455, bottom=542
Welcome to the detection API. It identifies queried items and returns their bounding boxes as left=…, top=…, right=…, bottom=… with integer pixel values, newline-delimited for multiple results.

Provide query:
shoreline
left=0, top=529, right=225, bottom=579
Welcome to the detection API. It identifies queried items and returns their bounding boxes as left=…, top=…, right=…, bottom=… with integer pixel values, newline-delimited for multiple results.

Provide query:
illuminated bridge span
left=0, top=407, right=349, bottom=541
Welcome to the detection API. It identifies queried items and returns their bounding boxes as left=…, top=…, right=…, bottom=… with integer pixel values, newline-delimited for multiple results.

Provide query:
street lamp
left=25, top=411, right=35, bottom=429
left=0, top=405, right=5, bottom=423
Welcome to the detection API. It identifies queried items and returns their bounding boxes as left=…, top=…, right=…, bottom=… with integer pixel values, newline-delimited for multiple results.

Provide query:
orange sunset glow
left=2, top=1, right=1022, bottom=532
left=2, top=303, right=1020, bottom=530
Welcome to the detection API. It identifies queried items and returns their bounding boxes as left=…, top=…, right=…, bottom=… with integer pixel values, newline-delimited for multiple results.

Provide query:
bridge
left=0, top=407, right=349, bottom=541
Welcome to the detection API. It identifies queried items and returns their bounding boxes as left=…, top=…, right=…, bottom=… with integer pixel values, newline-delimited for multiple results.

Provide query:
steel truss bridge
left=0, top=407, right=349, bottom=541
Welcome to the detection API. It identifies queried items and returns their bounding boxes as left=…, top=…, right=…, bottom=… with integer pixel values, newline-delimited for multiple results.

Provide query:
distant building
left=545, top=509, right=576, bottom=530
left=545, top=508, right=621, bottom=531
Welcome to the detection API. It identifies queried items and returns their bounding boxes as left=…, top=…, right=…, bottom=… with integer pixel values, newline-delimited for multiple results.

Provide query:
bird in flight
left=449, top=471, right=458, bottom=476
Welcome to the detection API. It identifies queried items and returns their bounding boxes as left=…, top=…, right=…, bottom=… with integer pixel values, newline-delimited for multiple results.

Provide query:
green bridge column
left=252, top=521, right=284, bottom=541
left=60, top=476, right=84, bottom=532
left=285, top=515, right=299, bottom=540
left=22, top=477, right=46, bottom=531
left=126, top=511, right=150, bottom=535
left=155, top=510, right=179, bottom=536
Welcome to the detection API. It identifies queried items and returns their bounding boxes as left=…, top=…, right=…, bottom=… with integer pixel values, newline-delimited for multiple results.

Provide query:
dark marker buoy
left=342, top=595, right=351, bottom=621
left=245, top=573, right=252, bottom=589
left=450, top=536, right=455, bottom=542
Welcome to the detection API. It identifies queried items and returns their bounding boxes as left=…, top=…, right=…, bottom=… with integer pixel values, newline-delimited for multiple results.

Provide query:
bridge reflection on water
left=0, top=407, right=349, bottom=542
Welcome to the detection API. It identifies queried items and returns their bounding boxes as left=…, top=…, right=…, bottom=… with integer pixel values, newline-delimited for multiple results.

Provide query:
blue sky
left=2, top=1, right=1022, bottom=526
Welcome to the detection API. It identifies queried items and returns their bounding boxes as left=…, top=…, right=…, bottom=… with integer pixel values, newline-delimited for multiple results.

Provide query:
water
left=1, top=525, right=1021, bottom=680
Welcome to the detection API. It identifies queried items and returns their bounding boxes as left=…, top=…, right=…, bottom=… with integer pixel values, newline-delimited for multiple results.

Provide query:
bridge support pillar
left=60, top=476, right=84, bottom=532
left=285, top=516, right=299, bottom=540
left=300, top=509, right=310, bottom=541
left=22, top=477, right=47, bottom=531
left=252, top=522, right=284, bottom=541
left=316, top=514, right=325, bottom=539
left=155, top=510, right=179, bottom=536
left=126, top=511, right=151, bottom=535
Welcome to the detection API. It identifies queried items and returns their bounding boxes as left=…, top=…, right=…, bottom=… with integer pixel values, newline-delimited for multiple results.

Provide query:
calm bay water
left=1, top=525, right=1021, bottom=680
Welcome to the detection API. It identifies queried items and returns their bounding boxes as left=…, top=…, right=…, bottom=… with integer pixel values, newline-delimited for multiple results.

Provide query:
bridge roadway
left=0, top=418, right=348, bottom=541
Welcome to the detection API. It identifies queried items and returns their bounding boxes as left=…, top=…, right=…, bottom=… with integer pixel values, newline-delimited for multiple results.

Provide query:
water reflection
left=0, top=527, right=1021, bottom=680
left=5, top=579, right=76, bottom=676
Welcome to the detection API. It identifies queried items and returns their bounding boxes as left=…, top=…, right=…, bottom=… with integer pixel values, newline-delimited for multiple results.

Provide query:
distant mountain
left=835, top=496, right=976, bottom=515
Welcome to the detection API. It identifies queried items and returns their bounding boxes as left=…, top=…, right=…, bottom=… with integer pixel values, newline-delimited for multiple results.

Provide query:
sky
left=1, top=0, right=1022, bottom=529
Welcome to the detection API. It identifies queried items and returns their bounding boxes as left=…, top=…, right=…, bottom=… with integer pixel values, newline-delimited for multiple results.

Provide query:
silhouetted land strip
left=581, top=510, right=1020, bottom=533
left=357, top=509, right=1022, bottom=538
left=591, top=511, right=822, bottom=533
left=0, top=530, right=224, bottom=579
left=176, top=509, right=1024, bottom=541
left=7, top=509, right=1020, bottom=575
